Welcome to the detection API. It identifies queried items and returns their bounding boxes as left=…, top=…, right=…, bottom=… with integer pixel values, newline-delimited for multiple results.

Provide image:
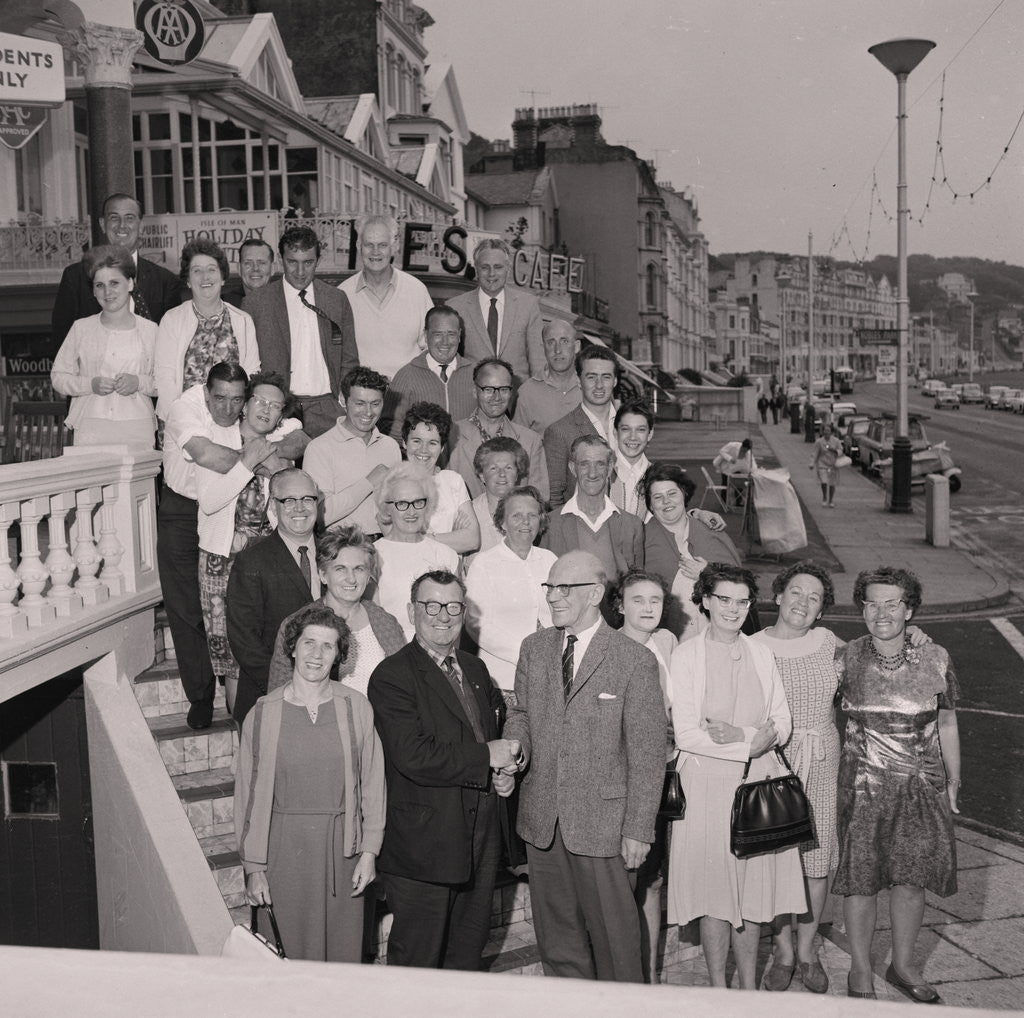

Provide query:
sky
left=423, top=0, right=1024, bottom=265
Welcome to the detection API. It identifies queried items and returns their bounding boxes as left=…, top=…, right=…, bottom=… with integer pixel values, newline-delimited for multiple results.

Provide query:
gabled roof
left=307, top=93, right=389, bottom=159
left=465, top=167, right=553, bottom=207
left=423, top=61, right=469, bottom=142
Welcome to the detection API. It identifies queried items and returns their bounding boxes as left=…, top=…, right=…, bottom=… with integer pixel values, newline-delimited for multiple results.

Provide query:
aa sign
left=0, top=104, right=48, bottom=150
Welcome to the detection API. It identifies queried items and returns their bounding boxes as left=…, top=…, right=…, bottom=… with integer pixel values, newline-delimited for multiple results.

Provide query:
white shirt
left=477, top=288, right=504, bottom=351
left=565, top=615, right=602, bottom=681
left=425, top=352, right=463, bottom=382
left=560, top=493, right=619, bottom=533
left=283, top=280, right=332, bottom=396
left=162, top=384, right=240, bottom=500
left=582, top=401, right=617, bottom=448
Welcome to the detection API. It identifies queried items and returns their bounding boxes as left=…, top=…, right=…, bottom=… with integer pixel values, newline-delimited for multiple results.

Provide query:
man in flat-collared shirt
left=303, top=366, right=401, bottom=535
left=514, top=319, right=582, bottom=434
left=388, top=305, right=475, bottom=439
left=448, top=357, right=548, bottom=500
left=340, top=215, right=434, bottom=383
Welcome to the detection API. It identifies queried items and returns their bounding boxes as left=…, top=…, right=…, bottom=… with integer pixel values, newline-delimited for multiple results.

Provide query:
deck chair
left=1, top=401, right=70, bottom=464
left=699, top=465, right=730, bottom=513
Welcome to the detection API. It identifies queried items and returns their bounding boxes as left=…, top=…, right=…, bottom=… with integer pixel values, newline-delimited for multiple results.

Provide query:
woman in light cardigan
left=666, top=562, right=806, bottom=990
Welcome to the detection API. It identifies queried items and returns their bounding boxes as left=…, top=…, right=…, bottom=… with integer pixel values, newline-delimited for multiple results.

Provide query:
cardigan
left=234, top=684, right=387, bottom=874
left=668, top=630, right=792, bottom=763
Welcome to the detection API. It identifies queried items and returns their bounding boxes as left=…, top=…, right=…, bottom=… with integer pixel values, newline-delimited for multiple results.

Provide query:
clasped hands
left=705, top=716, right=778, bottom=757
left=92, top=373, right=140, bottom=396
left=487, top=738, right=524, bottom=798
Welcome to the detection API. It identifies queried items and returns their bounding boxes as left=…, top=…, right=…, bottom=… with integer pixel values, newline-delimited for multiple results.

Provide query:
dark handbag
left=730, top=747, right=814, bottom=858
left=249, top=903, right=287, bottom=958
left=659, top=751, right=686, bottom=819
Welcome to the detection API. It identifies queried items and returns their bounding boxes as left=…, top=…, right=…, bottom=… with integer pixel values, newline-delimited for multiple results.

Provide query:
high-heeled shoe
left=886, top=963, right=941, bottom=1004
left=847, top=976, right=877, bottom=999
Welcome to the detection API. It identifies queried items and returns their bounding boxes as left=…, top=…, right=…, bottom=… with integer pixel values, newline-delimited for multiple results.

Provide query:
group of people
left=47, top=195, right=961, bottom=993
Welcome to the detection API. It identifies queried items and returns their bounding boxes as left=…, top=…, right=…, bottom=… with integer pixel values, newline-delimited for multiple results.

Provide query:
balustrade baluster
left=0, top=502, right=27, bottom=638
left=97, top=483, right=125, bottom=597
left=74, top=486, right=108, bottom=606
left=47, top=491, right=83, bottom=616
left=16, top=497, right=55, bottom=627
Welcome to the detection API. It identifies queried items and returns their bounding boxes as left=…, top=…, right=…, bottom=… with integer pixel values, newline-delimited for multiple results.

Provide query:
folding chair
left=699, top=465, right=730, bottom=513
left=1, top=401, right=70, bottom=464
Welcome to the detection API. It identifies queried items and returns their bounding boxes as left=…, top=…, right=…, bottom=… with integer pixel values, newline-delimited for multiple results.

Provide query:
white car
left=921, top=379, right=945, bottom=397
left=1007, top=390, right=1024, bottom=414
left=986, top=386, right=1010, bottom=409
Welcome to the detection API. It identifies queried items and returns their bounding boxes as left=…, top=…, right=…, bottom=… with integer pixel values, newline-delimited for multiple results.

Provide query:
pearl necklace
left=871, top=638, right=915, bottom=671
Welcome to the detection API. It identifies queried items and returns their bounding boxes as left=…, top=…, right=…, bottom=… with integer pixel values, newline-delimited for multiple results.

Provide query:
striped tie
left=561, top=633, right=577, bottom=702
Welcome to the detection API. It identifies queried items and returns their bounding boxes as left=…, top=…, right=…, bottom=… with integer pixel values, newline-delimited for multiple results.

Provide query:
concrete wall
left=83, top=615, right=232, bottom=956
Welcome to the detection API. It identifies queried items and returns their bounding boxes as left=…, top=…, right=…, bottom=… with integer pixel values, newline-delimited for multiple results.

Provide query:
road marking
left=956, top=707, right=1024, bottom=719
left=990, top=617, right=1024, bottom=662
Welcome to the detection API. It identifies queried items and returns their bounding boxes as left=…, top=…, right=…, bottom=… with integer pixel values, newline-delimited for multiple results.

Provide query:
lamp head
left=869, top=38, right=935, bottom=77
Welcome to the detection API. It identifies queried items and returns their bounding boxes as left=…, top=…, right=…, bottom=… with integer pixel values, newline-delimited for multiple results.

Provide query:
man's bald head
left=545, top=550, right=605, bottom=633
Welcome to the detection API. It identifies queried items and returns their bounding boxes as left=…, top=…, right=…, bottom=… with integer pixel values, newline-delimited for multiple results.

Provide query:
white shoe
left=821, top=499, right=828, bottom=506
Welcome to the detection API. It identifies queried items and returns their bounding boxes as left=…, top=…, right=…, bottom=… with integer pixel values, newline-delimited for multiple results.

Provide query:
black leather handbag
left=659, top=751, right=686, bottom=819
left=730, top=747, right=814, bottom=858
left=249, top=903, right=287, bottom=958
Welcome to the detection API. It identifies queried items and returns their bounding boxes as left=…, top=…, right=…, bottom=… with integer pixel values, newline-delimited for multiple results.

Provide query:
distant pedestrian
left=810, top=424, right=842, bottom=508
left=757, top=394, right=770, bottom=424
left=772, top=391, right=784, bottom=424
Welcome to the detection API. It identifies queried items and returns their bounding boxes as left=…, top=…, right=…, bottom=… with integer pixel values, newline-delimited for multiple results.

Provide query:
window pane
left=217, top=145, right=247, bottom=176
left=218, top=177, right=248, bottom=210
left=150, top=149, right=173, bottom=175
left=178, top=112, right=192, bottom=141
left=132, top=114, right=141, bottom=141
left=216, top=119, right=246, bottom=141
left=151, top=175, right=174, bottom=214
left=149, top=112, right=171, bottom=140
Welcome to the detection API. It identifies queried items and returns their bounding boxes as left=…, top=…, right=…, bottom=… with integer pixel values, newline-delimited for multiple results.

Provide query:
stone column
left=67, top=23, right=144, bottom=244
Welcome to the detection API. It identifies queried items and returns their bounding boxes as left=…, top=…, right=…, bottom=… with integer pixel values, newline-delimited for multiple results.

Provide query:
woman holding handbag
left=810, top=423, right=844, bottom=508
left=666, top=562, right=807, bottom=989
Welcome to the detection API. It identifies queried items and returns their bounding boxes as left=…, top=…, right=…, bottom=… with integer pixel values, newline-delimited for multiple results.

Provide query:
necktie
left=440, top=363, right=449, bottom=382
left=298, top=545, right=312, bottom=595
left=487, top=297, right=498, bottom=351
left=298, top=287, right=337, bottom=330
left=561, top=633, right=577, bottom=702
left=442, top=655, right=463, bottom=695
left=132, top=287, right=152, bottom=321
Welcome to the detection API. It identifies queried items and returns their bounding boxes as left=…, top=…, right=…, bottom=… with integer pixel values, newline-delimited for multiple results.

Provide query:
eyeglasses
left=710, top=594, right=752, bottom=609
left=863, top=598, right=906, bottom=615
left=387, top=498, right=428, bottom=511
left=415, top=600, right=465, bottom=616
left=274, top=495, right=318, bottom=510
left=477, top=385, right=513, bottom=398
left=251, top=396, right=285, bottom=412
left=541, top=581, right=598, bottom=597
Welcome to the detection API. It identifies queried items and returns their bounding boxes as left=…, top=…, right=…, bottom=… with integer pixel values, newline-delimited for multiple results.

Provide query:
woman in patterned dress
left=837, top=567, right=960, bottom=1003
left=154, top=238, right=260, bottom=421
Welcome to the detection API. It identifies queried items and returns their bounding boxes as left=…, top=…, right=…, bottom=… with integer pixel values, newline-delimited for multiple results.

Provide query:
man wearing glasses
left=448, top=357, right=549, bottom=499
left=503, top=550, right=664, bottom=982
left=226, top=468, right=323, bottom=725
left=514, top=319, right=583, bottom=434
left=387, top=305, right=476, bottom=438
left=367, top=570, right=519, bottom=970
left=303, top=366, right=401, bottom=537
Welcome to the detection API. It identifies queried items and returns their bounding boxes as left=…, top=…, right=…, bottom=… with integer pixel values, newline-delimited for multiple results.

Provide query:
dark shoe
left=764, top=960, right=795, bottom=991
left=886, top=963, right=941, bottom=1004
left=800, top=959, right=829, bottom=994
left=847, top=976, right=877, bottom=999
left=186, top=698, right=214, bottom=731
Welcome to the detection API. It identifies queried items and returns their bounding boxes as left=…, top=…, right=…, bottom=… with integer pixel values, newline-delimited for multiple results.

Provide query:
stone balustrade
left=0, top=447, right=163, bottom=702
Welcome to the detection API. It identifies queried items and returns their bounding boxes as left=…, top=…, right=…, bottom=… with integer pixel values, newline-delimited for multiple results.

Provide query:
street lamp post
left=869, top=37, right=935, bottom=514
left=967, top=290, right=979, bottom=381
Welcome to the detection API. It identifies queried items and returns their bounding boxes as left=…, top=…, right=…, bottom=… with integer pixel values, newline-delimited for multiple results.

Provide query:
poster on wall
left=139, top=212, right=279, bottom=272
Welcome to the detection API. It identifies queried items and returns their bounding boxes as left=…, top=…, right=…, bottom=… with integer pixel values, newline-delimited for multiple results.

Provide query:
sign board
left=137, top=0, right=207, bottom=67
left=141, top=212, right=586, bottom=296
left=858, top=328, right=900, bottom=346
left=0, top=32, right=65, bottom=105
left=0, top=104, right=48, bottom=149
left=875, top=364, right=897, bottom=384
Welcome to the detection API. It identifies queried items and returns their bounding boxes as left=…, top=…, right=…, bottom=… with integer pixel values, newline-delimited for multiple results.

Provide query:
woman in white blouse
left=51, top=245, right=158, bottom=449
left=464, top=485, right=556, bottom=696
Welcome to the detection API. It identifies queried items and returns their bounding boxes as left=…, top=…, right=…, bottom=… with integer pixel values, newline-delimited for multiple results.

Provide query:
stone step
left=133, top=660, right=228, bottom=719
left=147, top=711, right=237, bottom=777
left=172, top=768, right=235, bottom=838
left=201, top=832, right=246, bottom=910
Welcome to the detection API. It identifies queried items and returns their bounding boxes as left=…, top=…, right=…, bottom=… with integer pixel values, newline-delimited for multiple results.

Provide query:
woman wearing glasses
left=837, top=567, right=960, bottom=1003
left=235, top=602, right=385, bottom=962
left=373, top=463, right=459, bottom=641
left=667, top=562, right=806, bottom=990
left=195, top=371, right=301, bottom=707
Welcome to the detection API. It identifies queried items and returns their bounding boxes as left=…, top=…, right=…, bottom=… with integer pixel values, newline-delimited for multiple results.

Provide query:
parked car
left=840, top=414, right=872, bottom=464
left=986, top=385, right=1010, bottom=409
left=921, top=379, right=945, bottom=396
left=1007, top=390, right=1024, bottom=414
left=934, top=387, right=961, bottom=410
left=996, top=387, right=1021, bottom=410
left=858, top=413, right=931, bottom=474
left=960, top=383, right=984, bottom=404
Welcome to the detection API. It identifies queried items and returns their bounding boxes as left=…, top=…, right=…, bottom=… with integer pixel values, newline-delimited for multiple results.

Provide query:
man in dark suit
left=243, top=225, right=359, bottom=438
left=51, top=193, right=183, bottom=342
left=503, top=550, right=664, bottom=982
left=446, top=238, right=544, bottom=384
left=226, top=468, right=321, bottom=724
left=542, top=435, right=644, bottom=622
left=221, top=238, right=275, bottom=308
left=388, top=305, right=475, bottom=439
left=367, top=570, right=519, bottom=970
left=544, top=345, right=620, bottom=506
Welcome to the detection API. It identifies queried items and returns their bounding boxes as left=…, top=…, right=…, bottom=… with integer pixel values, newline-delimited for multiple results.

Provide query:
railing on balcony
left=0, top=217, right=91, bottom=273
left=0, top=447, right=162, bottom=703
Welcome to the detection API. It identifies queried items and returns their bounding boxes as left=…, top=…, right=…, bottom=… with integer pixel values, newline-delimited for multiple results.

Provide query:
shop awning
left=579, top=333, right=675, bottom=398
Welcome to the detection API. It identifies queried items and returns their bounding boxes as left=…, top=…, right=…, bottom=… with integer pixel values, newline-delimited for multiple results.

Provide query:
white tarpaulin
left=750, top=467, right=807, bottom=554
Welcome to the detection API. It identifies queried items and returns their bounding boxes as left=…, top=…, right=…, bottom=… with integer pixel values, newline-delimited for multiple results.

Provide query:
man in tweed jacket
left=502, top=550, right=664, bottom=982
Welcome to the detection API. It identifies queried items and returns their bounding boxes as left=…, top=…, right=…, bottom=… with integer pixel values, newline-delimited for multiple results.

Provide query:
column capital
left=67, top=22, right=144, bottom=89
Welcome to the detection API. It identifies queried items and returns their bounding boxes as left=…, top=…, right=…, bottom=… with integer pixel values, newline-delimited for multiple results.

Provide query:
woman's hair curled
left=692, top=562, right=758, bottom=618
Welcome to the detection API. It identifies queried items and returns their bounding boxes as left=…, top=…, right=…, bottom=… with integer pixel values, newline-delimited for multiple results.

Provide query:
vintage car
left=840, top=414, right=872, bottom=464
left=858, top=413, right=931, bottom=474
left=933, top=387, right=961, bottom=410
left=985, top=385, right=1010, bottom=409
left=959, top=383, right=984, bottom=404
left=921, top=378, right=945, bottom=396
